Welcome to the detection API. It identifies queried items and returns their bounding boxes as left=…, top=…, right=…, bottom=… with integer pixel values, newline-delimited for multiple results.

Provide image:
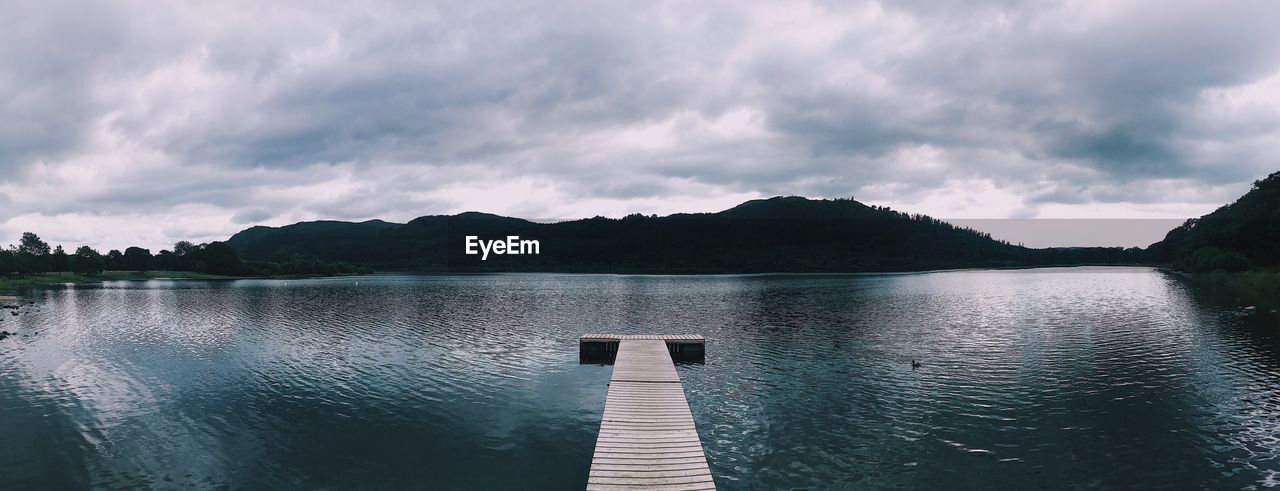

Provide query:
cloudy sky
left=3, top=0, right=1279, bottom=250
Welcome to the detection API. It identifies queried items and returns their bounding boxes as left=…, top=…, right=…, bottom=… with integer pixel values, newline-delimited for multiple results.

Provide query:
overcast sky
left=3, top=0, right=1279, bottom=251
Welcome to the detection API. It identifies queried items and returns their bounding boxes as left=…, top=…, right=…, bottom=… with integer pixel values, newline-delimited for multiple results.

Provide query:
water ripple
left=2, top=269, right=1279, bottom=488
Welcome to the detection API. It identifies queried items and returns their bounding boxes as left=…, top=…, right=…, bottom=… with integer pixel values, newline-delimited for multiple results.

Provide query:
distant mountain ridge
left=227, top=196, right=1150, bottom=273
left=229, top=219, right=401, bottom=265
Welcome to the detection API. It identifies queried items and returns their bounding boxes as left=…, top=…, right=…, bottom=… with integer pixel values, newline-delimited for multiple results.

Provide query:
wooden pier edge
left=580, top=334, right=706, bottom=362
left=584, top=335, right=715, bottom=491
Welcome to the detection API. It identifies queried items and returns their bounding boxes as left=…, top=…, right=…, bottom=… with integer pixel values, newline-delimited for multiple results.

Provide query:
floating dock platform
left=579, top=334, right=705, bottom=363
left=580, top=334, right=714, bottom=490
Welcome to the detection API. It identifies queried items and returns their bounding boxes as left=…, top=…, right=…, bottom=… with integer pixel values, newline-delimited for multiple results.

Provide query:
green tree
left=0, top=248, right=13, bottom=276
left=18, top=232, right=50, bottom=256
left=173, top=241, right=196, bottom=256
left=71, top=246, right=105, bottom=275
left=199, top=242, right=244, bottom=275
left=154, top=250, right=174, bottom=270
left=51, top=245, right=70, bottom=272
left=122, top=247, right=153, bottom=272
left=173, top=241, right=197, bottom=271
left=1206, top=250, right=1252, bottom=272
left=106, top=249, right=123, bottom=270
left=16, top=232, right=51, bottom=274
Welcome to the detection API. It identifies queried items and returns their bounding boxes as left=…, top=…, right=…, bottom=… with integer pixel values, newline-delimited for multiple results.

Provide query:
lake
left=1, top=267, right=1278, bottom=489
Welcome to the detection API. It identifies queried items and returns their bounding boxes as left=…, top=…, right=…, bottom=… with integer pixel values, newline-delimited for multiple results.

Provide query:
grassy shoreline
left=1206, top=269, right=1280, bottom=303
left=1168, top=268, right=1280, bottom=311
left=0, top=271, right=238, bottom=292
left=0, top=270, right=376, bottom=293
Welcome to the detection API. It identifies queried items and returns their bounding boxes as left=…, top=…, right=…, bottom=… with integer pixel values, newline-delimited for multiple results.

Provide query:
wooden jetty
left=579, top=334, right=706, bottom=363
left=580, top=334, right=714, bottom=490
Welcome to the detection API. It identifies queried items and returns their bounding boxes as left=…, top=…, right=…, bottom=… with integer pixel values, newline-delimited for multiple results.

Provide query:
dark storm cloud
left=2, top=0, right=1279, bottom=249
left=98, top=1, right=744, bottom=172
left=758, top=1, right=1280, bottom=186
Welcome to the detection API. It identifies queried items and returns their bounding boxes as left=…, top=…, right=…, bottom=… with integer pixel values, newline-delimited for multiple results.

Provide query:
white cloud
left=2, top=0, right=1279, bottom=250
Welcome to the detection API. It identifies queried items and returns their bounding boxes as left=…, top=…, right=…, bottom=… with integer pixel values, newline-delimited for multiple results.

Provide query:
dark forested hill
left=1148, top=171, right=1280, bottom=272
left=226, top=196, right=1146, bottom=273
left=227, top=219, right=401, bottom=265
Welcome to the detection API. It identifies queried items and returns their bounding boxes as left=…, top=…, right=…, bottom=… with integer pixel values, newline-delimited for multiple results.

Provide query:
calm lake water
left=1, top=267, right=1278, bottom=489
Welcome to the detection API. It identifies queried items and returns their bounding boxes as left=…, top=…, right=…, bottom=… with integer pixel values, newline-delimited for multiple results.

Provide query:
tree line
left=227, top=197, right=1149, bottom=273
left=1147, top=171, right=1280, bottom=273
left=0, top=232, right=370, bottom=278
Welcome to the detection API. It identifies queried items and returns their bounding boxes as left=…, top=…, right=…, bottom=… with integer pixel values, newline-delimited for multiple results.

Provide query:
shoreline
left=0, top=271, right=236, bottom=293
left=7, top=265, right=1275, bottom=297
left=373, top=262, right=1163, bottom=277
left=0, top=271, right=365, bottom=294
left=6, top=264, right=1157, bottom=293
left=1171, top=269, right=1280, bottom=310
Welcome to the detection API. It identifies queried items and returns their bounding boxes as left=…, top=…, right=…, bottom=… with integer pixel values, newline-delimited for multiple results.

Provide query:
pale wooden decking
left=587, top=338, right=715, bottom=490
left=581, top=334, right=706, bottom=342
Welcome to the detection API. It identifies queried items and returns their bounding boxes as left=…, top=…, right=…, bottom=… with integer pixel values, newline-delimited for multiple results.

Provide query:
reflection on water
left=1, top=268, right=1278, bottom=488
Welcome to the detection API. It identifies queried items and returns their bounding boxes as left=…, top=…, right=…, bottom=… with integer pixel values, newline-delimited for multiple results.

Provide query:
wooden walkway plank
left=587, top=338, right=715, bottom=490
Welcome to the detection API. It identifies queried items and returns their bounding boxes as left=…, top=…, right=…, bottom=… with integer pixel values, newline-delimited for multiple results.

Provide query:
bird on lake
left=911, top=359, right=921, bottom=369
